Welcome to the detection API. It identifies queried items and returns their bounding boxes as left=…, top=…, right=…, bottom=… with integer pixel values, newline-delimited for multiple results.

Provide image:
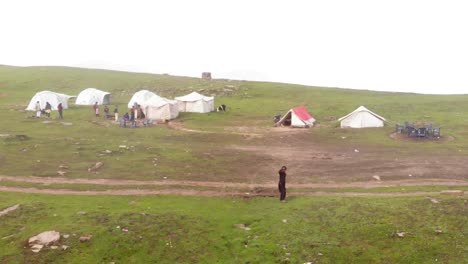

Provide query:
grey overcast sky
left=1, top=0, right=467, bottom=94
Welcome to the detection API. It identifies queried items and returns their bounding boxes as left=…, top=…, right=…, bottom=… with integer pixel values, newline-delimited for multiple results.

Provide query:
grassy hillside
left=0, top=66, right=468, bottom=181
left=1, top=193, right=466, bottom=263
left=0, top=65, right=466, bottom=263
left=1, top=65, right=468, bottom=181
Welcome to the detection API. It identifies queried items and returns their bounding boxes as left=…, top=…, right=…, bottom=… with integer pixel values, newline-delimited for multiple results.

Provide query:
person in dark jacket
left=57, top=103, right=63, bottom=119
left=278, top=166, right=287, bottom=202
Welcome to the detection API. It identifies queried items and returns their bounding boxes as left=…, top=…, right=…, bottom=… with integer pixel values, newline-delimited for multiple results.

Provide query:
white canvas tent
left=26, top=91, right=72, bottom=111
left=338, top=106, right=386, bottom=128
left=275, top=106, right=316, bottom=128
left=127, top=90, right=158, bottom=108
left=75, top=88, right=111, bottom=105
left=144, top=96, right=179, bottom=120
left=175, top=92, right=214, bottom=113
left=127, top=90, right=179, bottom=120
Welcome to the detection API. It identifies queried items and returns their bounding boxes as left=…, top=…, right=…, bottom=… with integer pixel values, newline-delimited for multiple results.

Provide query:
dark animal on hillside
left=217, top=104, right=227, bottom=112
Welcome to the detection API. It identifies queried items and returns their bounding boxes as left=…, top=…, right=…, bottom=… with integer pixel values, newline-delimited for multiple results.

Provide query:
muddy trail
left=0, top=175, right=466, bottom=197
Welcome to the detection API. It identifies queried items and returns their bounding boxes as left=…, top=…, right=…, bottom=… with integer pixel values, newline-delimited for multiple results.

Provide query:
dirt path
left=0, top=175, right=466, bottom=197
left=0, top=186, right=447, bottom=197
left=1, top=175, right=467, bottom=188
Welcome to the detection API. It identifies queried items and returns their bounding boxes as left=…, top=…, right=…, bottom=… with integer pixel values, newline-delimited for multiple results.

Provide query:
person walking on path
left=57, top=103, right=63, bottom=119
left=278, top=166, right=287, bottom=202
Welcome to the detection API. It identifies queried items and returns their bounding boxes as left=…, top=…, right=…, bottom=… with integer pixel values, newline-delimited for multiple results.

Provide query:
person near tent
left=278, top=166, right=287, bottom=202
left=114, top=105, right=119, bottom=121
left=104, top=105, right=109, bottom=118
left=274, top=114, right=282, bottom=123
left=133, top=103, right=139, bottom=120
left=93, top=102, right=100, bottom=117
left=57, top=103, right=63, bottom=119
left=45, top=102, right=52, bottom=118
left=35, top=101, right=41, bottom=118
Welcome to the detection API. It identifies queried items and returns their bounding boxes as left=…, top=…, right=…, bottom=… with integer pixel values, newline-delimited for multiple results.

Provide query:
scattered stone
left=88, top=162, right=103, bottom=172
left=42, top=121, right=54, bottom=124
left=77, top=211, right=86, bottom=215
left=440, top=190, right=464, bottom=196
left=429, top=198, right=440, bottom=204
left=57, top=171, right=67, bottom=176
left=62, top=234, right=70, bottom=239
left=31, top=244, right=44, bottom=253
left=372, top=175, right=381, bottom=181
left=79, top=235, right=92, bottom=242
left=408, top=174, right=412, bottom=177
left=61, top=122, right=73, bottom=126
left=50, top=245, right=58, bottom=249
left=234, top=224, right=250, bottom=230
left=61, top=245, right=68, bottom=250
left=37, top=160, right=41, bottom=163
left=341, top=136, right=346, bottom=139
left=396, top=232, right=406, bottom=237
left=435, top=229, right=443, bottom=234
left=0, top=204, right=20, bottom=217
left=354, top=149, right=359, bottom=153
left=103, top=150, right=112, bottom=154
left=318, top=252, right=324, bottom=256
left=282, top=219, right=287, bottom=223
left=28, top=231, right=60, bottom=252
left=119, top=145, right=127, bottom=149
left=58, top=165, right=69, bottom=169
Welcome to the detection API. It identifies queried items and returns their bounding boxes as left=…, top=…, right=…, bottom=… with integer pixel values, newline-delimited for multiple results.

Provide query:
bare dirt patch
left=1, top=122, right=468, bottom=197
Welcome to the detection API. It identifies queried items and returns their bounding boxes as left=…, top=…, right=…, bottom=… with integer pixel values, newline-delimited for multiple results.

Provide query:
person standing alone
left=57, top=103, right=63, bottom=119
left=278, top=166, right=287, bottom=202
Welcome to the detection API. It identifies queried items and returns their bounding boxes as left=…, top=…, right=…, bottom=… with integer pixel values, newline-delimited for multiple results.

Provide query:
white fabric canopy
left=127, top=90, right=179, bottom=120
left=127, top=90, right=158, bottom=108
left=174, top=92, right=214, bottom=113
left=338, top=106, right=386, bottom=128
left=26, top=91, right=72, bottom=111
left=75, top=88, right=111, bottom=105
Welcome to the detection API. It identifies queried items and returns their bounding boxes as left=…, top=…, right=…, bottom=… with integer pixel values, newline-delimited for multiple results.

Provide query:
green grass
left=1, top=65, right=467, bottom=263
left=0, top=192, right=466, bottom=263
left=1, top=65, right=468, bottom=180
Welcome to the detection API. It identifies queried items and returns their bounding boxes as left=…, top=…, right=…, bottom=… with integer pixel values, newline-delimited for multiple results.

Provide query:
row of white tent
left=26, top=89, right=215, bottom=120
left=276, top=105, right=386, bottom=128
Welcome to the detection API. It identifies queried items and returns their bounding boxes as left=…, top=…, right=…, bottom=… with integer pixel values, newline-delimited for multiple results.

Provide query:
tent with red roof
left=275, top=106, right=316, bottom=128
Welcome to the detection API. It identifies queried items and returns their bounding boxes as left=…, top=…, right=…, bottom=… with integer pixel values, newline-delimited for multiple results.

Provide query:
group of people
left=118, top=103, right=147, bottom=128
left=34, top=101, right=63, bottom=119
left=93, top=102, right=119, bottom=121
